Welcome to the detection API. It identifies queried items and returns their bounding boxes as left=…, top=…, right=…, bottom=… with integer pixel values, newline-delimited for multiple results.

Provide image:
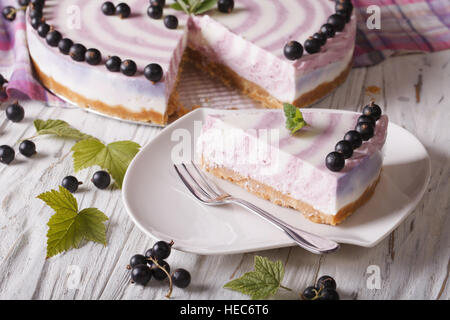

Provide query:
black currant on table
left=152, top=260, right=170, bottom=280
left=312, top=32, right=327, bottom=46
left=2, top=6, right=16, bottom=22
left=61, top=175, right=81, bottom=193
left=150, top=0, right=165, bottom=8
left=171, top=269, right=191, bottom=288
left=144, top=63, right=163, bottom=83
left=69, top=43, right=87, bottom=62
left=129, top=254, right=148, bottom=268
left=19, top=140, right=36, bottom=157
left=283, top=41, right=303, bottom=60
left=19, top=0, right=31, bottom=6
left=92, top=170, right=111, bottom=189
left=320, top=23, right=336, bottom=38
left=116, top=3, right=131, bottom=19
left=58, top=38, right=73, bottom=55
left=37, top=22, right=50, bottom=38
left=355, top=122, right=374, bottom=141
left=304, top=37, right=321, bottom=54
left=46, top=30, right=62, bottom=47
left=147, top=5, right=163, bottom=19
left=5, top=102, right=25, bottom=122
left=29, top=8, right=43, bottom=20
left=316, top=275, right=337, bottom=291
left=131, top=264, right=152, bottom=285
left=152, top=240, right=173, bottom=260
left=218, top=0, right=234, bottom=13
left=319, top=288, right=340, bottom=300
left=164, top=15, right=178, bottom=29
left=106, top=56, right=121, bottom=72
left=325, top=151, right=345, bottom=172
left=0, top=145, right=15, bottom=165
left=344, top=130, right=363, bottom=149
left=362, top=103, right=382, bottom=121
left=85, top=48, right=102, bottom=65
left=335, top=140, right=353, bottom=159
left=101, top=1, right=115, bottom=16
left=301, top=286, right=320, bottom=300
left=327, top=13, right=346, bottom=32
left=145, top=248, right=153, bottom=258
left=120, top=59, right=137, bottom=76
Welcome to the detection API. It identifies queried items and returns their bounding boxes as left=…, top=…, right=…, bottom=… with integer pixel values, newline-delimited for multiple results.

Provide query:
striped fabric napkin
left=0, top=0, right=449, bottom=103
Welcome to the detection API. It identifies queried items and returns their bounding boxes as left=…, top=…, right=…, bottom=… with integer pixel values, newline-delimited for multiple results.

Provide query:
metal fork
left=174, top=162, right=340, bottom=254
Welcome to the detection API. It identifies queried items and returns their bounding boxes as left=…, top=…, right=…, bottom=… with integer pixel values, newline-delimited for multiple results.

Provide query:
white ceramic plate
left=122, top=108, right=431, bottom=255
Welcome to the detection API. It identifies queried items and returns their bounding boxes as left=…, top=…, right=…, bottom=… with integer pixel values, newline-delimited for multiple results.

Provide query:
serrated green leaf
left=170, top=2, right=184, bottom=11
left=195, top=0, right=217, bottom=14
left=37, top=187, right=108, bottom=258
left=71, top=139, right=140, bottom=189
left=34, top=119, right=94, bottom=140
left=175, top=0, right=189, bottom=14
left=283, top=103, right=307, bottom=134
left=224, top=256, right=286, bottom=300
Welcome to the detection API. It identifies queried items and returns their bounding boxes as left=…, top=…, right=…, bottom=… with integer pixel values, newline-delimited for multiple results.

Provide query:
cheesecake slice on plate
left=197, top=107, right=388, bottom=225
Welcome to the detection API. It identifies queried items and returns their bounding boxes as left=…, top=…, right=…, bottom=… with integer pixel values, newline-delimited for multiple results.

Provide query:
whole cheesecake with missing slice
left=197, top=108, right=388, bottom=225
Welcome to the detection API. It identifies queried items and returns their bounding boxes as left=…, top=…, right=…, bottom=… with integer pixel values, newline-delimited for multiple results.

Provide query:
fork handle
left=230, top=198, right=340, bottom=254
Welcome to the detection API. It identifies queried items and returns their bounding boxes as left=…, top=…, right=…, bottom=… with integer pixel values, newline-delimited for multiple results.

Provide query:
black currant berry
left=301, top=286, right=320, bottom=300
left=46, top=30, right=62, bottom=47
left=61, top=175, right=81, bottom=193
left=218, top=0, right=234, bottom=13
left=130, top=254, right=148, bottom=268
left=304, top=37, right=321, bottom=54
left=131, top=264, right=152, bottom=285
left=92, top=171, right=111, bottom=189
left=120, top=59, right=137, bottom=76
left=335, top=140, right=353, bottom=159
left=2, top=6, right=16, bottom=21
left=320, top=23, right=336, bottom=38
left=150, top=0, right=165, bottom=7
left=101, top=1, right=115, bottom=16
left=69, top=43, right=87, bottom=62
left=85, top=48, right=102, bottom=65
left=355, top=122, right=374, bottom=141
left=37, top=22, right=50, bottom=37
left=31, top=17, right=43, bottom=29
left=0, top=145, right=15, bottom=165
left=172, top=269, right=191, bottom=288
left=145, top=248, right=153, bottom=258
left=312, top=32, right=327, bottom=46
left=31, top=0, right=45, bottom=7
left=5, top=102, right=25, bottom=122
left=19, top=0, right=31, bottom=6
left=106, top=56, right=121, bottom=72
left=144, top=63, right=163, bottom=82
left=336, top=9, right=351, bottom=23
left=147, top=5, right=163, bottom=19
left=319, top=288, right=340, bottom=300
left=19, top=140, right=36, bottom=157
left=362, top=103, right=382, bottom=121
left=325, top=151, right=345, bottom=172
left=344, top=130, right=362, bottom=149
left=164, top=15, right=178, bottom=29
left=283, top=41, right=303, bottom=60
left=328, top=13, right=346, bottom=32
left=317, top=275, right=337, bottom=290
left=357, top=114, right=375, bottom=127
left=29, top=8, right=43, bottom=21
left=58, top=38, right=73, bottom=55
left=336, top=0, right=353, bottom=16
left=152, top=240, right=172, bottom=260
left=116, top=3, right=131, bottom=19
left=152, top=260, right=170, bottom=280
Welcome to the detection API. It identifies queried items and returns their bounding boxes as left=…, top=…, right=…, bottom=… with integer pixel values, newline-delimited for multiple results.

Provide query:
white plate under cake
left=26, top=0, right=356, bottom=125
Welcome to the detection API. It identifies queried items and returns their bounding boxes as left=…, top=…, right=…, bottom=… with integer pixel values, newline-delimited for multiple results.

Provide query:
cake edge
left=201, top=160, right=382, bottom=226
left=184, top=47, right=353, bottom=110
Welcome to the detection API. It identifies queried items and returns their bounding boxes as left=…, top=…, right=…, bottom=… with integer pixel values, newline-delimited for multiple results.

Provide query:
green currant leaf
left=174, top=0, right=190, bottom=14
left=71, top=138, right=141, bottom=189
left=283, top=103, right=308, bottom=134
left=33, top=119, right=94, bottom=140
left=195, top=0, right=217, bottom=14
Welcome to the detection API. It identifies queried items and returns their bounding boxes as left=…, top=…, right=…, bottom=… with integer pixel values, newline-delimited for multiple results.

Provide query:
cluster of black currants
left=325, top=101, right=383, bottom=172
left=301, top=275, right=340, bottom=300
left=61, top=171, right=111, bottom=193
left=284, top=0, right=354, bottom=60
left=147, top=0, right=179, bottom=30
left=128, top=240, right=191, bottom=298
left=1, top=0, right=35, bottom=22
left=1, top=101, right=37, bottom=165
left=101, top=2, right=131, bottom=19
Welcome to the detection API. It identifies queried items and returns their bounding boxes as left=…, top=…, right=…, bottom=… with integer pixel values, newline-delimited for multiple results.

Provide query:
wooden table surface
left=0, top=50, right=449, bottom=300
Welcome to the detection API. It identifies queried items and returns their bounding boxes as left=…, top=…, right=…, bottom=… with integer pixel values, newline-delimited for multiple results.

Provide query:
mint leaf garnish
left=283, top=103, right=308, bottom=134
left=37, top=186, right=108, bottom=258
left=71, top=138, right=140, bottom=189
left=33, top=119, right=94, bottom=140
left=172, top=0, right=217, bottom=15
left=224, top=256, right=291, bottom=300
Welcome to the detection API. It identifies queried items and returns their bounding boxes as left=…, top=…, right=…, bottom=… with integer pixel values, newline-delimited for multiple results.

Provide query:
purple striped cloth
left=0, top=0, right=449, bottom=103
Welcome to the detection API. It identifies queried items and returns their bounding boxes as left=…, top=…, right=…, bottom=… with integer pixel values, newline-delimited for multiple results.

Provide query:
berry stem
left=148, top=257, right=173, bottom=299
left=280, top=285, right=292, bottom=291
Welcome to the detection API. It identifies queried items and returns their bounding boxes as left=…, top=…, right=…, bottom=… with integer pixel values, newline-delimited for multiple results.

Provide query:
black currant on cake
left=58, top=38, right=73, bottom=55
left=320, top=23, right=336, bottom=38
left=120, top=59, right=137, bottom=76
left=29, top=8, right=43, bottom=20
left=283, top=41, right=303, bottom=60
left=61, top=175, right=82, bottom=193
left=357, top=114, right=376, bottom=127
left=150, top=0, right=165, bottom=7
left=31, top=17, right=43, bottom=29
left=164, top=15, right=178, bottom=29
left=355, top=122, right=374, bottom=141
left=101, top=1, right=116, bottom=16
left=18, top=0, right=31, bottom=6
left=344, top=130, right=363, bottom=149
left=325, top=151, right=345, bottom=172
left=116, top=3, right=131, bottom=19
left=218, top=0, right=234, bottom=13
left=5, top=101, right=25, bottom=122
left=304, top=37, right=322, bottom=54
left=45, top=30, right=62, bottom=47
left=327, top=13, right=346, bottom=32
left=335, top=140, right=353, bottom=159
left=92, top=170, right=111, bottom=189
left=312, top=32, right=327, bottom=46
left=19, top=140, right=37, bottom=157
left=37, top=22, right=50, bottom=38
left=69, top=43, right=87, bottom=62
left=147, top=5, right=163, bottom=19
left=2, top=6, right=17, bottom=21
left=85, top=48, right=102, bottom=65
left=144, top=63, right=163, bottom=82
left=106, top=56, right=122, bottom=72
left=362, top=102, right=382, bottom=121
left=0, top=145, right=15, bottom=165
